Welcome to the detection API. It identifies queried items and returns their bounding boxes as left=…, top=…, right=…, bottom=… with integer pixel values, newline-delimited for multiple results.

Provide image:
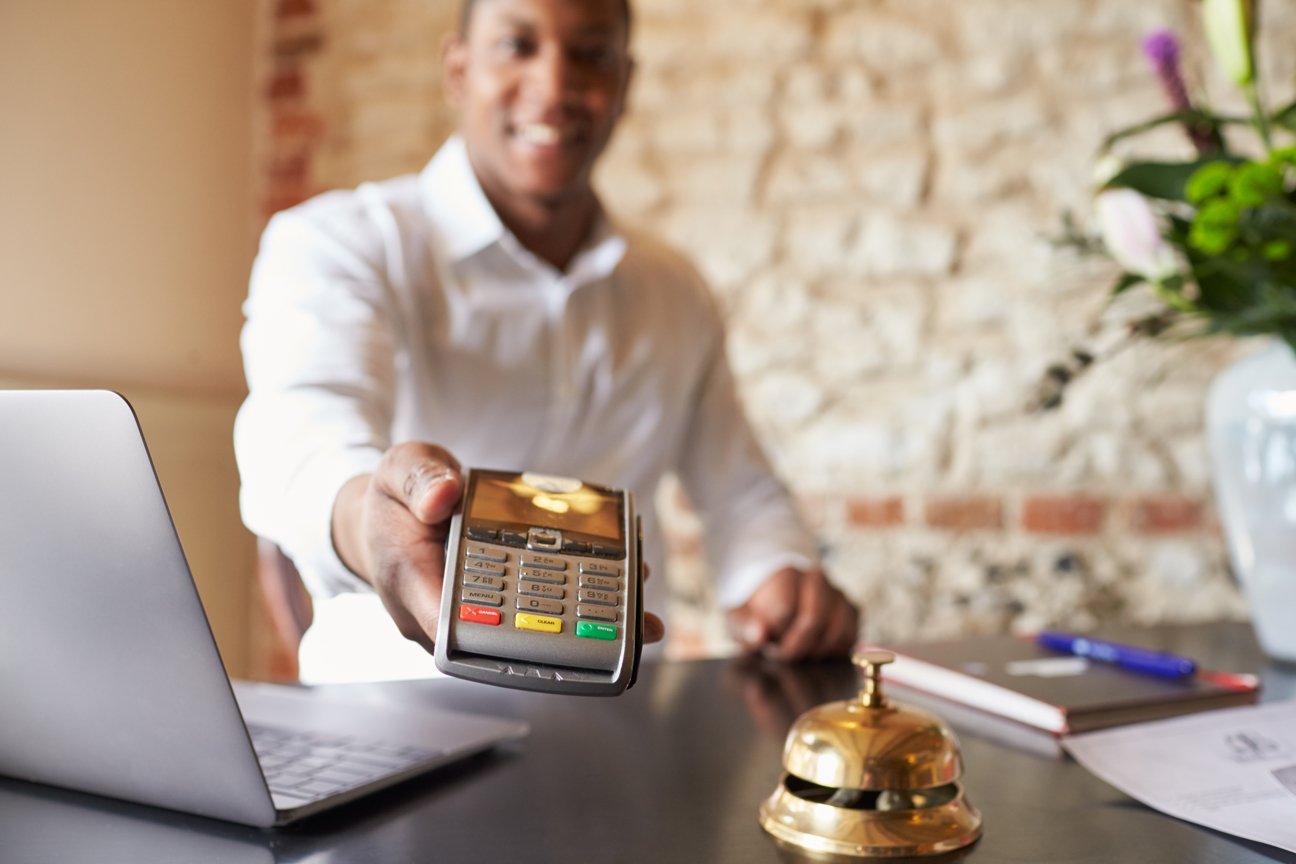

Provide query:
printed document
left=1063, top=700, right=1296, bottom=853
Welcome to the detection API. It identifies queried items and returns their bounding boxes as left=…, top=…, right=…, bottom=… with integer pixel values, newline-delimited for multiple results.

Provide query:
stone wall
left=256, top=0, right=1296, bottom=657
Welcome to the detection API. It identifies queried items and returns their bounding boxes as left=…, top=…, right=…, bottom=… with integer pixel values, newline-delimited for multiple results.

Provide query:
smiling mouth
left=514, top=122, right=569, bottom=147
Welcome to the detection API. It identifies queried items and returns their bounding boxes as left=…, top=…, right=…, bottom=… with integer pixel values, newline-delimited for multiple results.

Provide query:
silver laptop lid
left=0, top=390, right=276, bottom=826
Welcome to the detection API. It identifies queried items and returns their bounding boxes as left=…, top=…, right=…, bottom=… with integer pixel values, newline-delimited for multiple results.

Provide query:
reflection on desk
left=1, top=622, right=1292, bottom=864
left=0, top=779, right=273, bottom=864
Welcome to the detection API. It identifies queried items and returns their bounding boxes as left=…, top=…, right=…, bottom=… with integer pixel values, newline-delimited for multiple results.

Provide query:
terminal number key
left=463, top=572, right=504, bottom=591
left=518, top=581, right=563, bottom=600
left=578, top=573, right=617, bottom=591
left=578, top=588, right=618, bottom=607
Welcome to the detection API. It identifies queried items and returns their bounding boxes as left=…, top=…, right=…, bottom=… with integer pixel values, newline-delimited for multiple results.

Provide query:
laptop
left=0, top=389, right=527, bottom=827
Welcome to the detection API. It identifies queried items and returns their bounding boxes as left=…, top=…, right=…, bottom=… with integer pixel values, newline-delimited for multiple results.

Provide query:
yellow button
left=514, top=613, right=562, bottom=634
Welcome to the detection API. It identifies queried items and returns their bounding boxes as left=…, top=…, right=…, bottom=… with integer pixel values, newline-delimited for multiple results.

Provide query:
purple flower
left=1143, top=30, right=1191, bottom=111
left=1141, top=29, right=1222, bottom=154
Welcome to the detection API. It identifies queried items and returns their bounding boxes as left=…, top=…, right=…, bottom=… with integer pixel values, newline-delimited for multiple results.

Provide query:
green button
left=576, top=621, right=617, bottom=641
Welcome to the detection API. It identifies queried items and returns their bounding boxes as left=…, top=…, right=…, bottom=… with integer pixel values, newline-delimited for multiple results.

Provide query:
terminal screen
left=468, top=472, right=622, bottom=542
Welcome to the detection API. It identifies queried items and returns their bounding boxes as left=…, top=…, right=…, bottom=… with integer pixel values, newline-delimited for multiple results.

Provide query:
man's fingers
left=369, top=516, right=446, bottom=654
left=382, top=599, right=437, bottom=654
left=372, top=442, right=463, bottom=524
left=643, top=612, right=666, bottom=644
left=815, top=596, right=858, bottom=659
left=726, top=608, right=769, bottom=651
left=748, top=568, right=800, bottom=639
left=771, top=570, right=831, bottom=660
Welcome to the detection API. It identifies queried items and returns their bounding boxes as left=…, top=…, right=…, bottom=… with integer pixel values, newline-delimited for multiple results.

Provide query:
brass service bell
left=759, top=651, right=982, bottom=858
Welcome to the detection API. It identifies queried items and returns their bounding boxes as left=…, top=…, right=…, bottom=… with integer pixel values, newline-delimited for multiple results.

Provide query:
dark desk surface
left=4, top=622, right=1295, bottom=864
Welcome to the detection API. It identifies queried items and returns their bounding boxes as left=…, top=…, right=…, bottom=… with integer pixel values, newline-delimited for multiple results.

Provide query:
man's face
left=444, top=0, right=632, bottom=208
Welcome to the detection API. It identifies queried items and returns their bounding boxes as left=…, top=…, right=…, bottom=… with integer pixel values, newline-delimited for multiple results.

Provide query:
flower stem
left=1244, top=81, right=1273, bottom=153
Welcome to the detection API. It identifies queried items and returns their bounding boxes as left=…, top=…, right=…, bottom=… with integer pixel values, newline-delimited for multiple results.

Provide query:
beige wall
left=0, top=1, right=261, bottom=675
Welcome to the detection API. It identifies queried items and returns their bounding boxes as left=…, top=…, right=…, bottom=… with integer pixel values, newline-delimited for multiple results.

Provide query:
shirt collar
left=419, top=135, right=627, bottom=286
left=420, top=135, right=505, bottom=263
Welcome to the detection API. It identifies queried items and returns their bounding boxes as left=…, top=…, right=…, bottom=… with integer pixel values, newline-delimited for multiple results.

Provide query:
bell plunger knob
left=852, top=650, right=894, bottom=708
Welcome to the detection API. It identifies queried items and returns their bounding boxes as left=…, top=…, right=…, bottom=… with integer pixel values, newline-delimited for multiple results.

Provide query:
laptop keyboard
left=247, top=724, right=440, bottom=805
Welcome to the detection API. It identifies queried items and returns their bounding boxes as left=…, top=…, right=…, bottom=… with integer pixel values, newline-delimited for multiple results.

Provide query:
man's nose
left=523, top=44, right=576, bottom=108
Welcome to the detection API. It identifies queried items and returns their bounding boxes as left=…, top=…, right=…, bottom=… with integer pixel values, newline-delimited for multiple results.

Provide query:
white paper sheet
left=1063, top=700, right=1296, bottom=853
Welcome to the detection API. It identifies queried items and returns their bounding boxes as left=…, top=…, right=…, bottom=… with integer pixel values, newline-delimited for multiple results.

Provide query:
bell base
left=759, top=777, right=982, bottom=859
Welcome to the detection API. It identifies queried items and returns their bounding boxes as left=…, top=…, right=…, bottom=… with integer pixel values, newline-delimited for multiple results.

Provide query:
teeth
left=517, top=123, right=561, bottom=145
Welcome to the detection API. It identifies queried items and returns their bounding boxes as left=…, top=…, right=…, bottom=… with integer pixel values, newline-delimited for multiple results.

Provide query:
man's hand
left=332, top=442, right=464, bottom=653
left=331, top=443, right=664, bottom=653
left=726, top=567, right=859, bottom=661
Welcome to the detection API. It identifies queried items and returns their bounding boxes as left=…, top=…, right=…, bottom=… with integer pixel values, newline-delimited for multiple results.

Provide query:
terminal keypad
left=455, top=528, right=626, bottom=643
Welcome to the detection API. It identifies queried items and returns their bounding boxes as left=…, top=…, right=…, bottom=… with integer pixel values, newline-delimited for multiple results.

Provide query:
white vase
left=1208, top=339, right=1296, bottom=662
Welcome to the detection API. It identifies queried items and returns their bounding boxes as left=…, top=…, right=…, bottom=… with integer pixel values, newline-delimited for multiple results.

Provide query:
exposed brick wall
left=255, top=0, right=1296, bottom=655
left=1123, top=494, right=1208, bottom=534
left=846, top=496, right=904, bottom=528
left=1023, top=495, right=1107, bottom=535
left=925, top=496, right=1004, bottom=531
left=259, top=0, right=327, bottom=218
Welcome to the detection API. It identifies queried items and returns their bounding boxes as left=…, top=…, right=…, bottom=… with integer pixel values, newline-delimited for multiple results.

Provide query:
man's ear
left=441, top=32, right=468, bottom=107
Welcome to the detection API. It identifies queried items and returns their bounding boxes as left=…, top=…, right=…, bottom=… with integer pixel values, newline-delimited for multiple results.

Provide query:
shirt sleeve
left=674, top=293, right=818, bottom=610
left=233, top=203, right=397, bottom=600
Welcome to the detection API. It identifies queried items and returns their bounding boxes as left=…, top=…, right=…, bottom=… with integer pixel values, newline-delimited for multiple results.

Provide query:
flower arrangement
left=1036, top=0, right=1296, bottom=410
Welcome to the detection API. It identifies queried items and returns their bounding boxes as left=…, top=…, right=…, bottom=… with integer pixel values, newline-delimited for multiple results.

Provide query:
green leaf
left=1112, top=272, right=1145, bottom=294
left=1107, top=159, right=1237, bottom=201
left=1198, top=198, right=1242, bottom=227
left=1186, top=161, right=1234, bottom=203
left=1230, top=163, right=1285, bottom=207
left=1264, top=239, right=1294, bottom=261
left=1274, top=100, right=1296, bottom=134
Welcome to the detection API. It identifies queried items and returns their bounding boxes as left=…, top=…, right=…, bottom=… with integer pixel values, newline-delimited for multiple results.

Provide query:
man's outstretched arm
left=331, top=443, right=665, bottom=652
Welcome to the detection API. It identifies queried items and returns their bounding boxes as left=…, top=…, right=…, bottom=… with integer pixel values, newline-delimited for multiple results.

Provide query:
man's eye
left=500, top=36, right=537, bottom=56
left=570, top=44, right=616, bottom=66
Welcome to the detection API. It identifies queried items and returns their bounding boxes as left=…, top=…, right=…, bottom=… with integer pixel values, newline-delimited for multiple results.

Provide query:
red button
left=459, top=604, right=501, bottom=625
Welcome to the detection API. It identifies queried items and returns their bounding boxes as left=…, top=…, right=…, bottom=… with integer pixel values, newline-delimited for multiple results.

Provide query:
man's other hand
left=331, top=444, right=664, bottom=653
left=726, top=568, right=859, bottom=661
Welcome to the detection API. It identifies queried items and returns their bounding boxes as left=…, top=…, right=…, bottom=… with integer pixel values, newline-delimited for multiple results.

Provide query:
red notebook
left=872, top=636, right=1260, bottom=735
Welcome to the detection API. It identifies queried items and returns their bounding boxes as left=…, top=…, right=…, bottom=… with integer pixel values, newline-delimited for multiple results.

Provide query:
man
left=235, top=0, right=858, bottom=683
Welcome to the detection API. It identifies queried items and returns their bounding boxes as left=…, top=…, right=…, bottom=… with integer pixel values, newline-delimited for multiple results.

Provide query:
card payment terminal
left=434, top=469, right=643, bottom=696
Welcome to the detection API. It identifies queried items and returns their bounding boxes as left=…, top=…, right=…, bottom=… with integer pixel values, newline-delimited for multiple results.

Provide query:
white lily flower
left=1202, top=0, right=1254, bottom=86
left=1095, top=188, right=1179, bottom=282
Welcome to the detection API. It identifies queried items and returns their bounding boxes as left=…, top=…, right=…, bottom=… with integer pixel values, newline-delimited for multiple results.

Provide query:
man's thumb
left=377, top=443, right=463, bottom=524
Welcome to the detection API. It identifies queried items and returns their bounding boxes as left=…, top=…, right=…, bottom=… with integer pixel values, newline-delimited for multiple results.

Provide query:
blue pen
left=1037, top=631, right=1197, bottom=680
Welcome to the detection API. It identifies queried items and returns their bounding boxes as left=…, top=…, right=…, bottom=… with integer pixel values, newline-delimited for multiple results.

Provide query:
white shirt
left=235, top=136, right=814, bottom=682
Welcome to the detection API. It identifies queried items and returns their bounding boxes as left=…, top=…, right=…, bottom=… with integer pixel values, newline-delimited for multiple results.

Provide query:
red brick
left=276, top=0, right=316, bottom=19
left=925, top=496, right=1002, bottom=530
left=272, top=111, right=326, bottom=140
left=846, top=497, right=904, bottom=527
left=1125, top=496, right=1205, bottom=533
left=1022, top=495, right=1106, bottom=535
left=267, top=153, right=310, bottom=184
left=274, top=34, right=324, bottom=59
left=262, top=190, right=313, bottom=217
left=267, top=69, right=305, bottom=101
